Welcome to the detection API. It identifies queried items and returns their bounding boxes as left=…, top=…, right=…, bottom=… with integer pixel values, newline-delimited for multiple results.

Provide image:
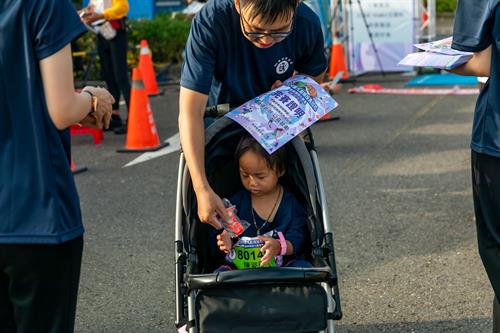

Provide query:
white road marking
left=123, top=132, right=180, bottom=168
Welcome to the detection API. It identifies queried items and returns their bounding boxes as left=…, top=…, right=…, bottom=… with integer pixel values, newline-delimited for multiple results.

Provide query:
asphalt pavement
left=72, top=74, right=491, bottom=333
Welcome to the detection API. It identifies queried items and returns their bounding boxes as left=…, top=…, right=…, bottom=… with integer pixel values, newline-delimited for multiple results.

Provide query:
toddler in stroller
left=175, top=117, right=342, bottom=333
left=215, top=135, right=311, bottom=270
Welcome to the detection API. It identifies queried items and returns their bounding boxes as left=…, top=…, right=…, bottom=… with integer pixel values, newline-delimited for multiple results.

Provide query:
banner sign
left=348, top=0, right=414, bottom=75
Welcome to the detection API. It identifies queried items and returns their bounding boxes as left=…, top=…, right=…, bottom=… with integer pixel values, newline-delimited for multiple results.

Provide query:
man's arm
left=179, top=87, right=209, bottom=193
left=178, top=87, right=224, bottom=229
left=451, top=45, right=491, bottom=77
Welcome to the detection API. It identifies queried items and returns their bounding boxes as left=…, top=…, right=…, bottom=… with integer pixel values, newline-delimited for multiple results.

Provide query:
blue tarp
left=406, top=74, right=479, bottom=86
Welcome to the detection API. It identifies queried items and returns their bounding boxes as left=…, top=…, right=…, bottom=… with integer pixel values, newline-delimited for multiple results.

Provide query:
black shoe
left=113, top=123, right=127, bottom=135
left=106, top=115, right=123, bottom=131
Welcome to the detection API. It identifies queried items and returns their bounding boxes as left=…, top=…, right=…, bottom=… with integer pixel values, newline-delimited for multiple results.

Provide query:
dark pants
left=0, top=236, right=83, bottom=333
left=97, top=29, right=131, bottom=114
left=472, top=150, right=500, bottom=300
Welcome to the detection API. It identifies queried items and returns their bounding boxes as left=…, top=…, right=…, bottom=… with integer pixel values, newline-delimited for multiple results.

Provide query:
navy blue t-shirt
left=229, top=188, right=308, bottom=255
left=0, top=0, right=87, bottom=243
left=181, top=0, right=327, bottom=107
left=452, top=0, right=500, bottom=157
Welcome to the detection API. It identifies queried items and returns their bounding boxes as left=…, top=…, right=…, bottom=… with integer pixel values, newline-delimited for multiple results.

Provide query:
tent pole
left=428, top=0, right=436, bottom=40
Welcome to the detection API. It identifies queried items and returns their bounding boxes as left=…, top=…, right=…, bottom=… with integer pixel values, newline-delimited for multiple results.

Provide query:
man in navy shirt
left=178, top=0, right=327, bottom=228
left=0, top=0, right=113, bottom=331
left=452, top=0, right=500, bottom=330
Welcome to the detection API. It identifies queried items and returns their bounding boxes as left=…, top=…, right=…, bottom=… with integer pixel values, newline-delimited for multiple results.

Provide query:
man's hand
left=257, top=236, right=281, bottom=266
left=271, top=80, right=283, bottom=90
left=80, top=86, right=114, bottom=129
left=78, top=114, right=102, bottom=128
left=80, top=5, right=105, bottom=25
left=216, top=230, right=232, bottom=253
left=449, top=45, right=491, bottom=77
left=196, top=187, right=225, bottom=230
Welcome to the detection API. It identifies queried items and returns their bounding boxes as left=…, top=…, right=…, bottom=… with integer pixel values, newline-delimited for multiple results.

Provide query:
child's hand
left=216, top=230, right=232, bottom=253
left=257, top=236, right=281, bottom=266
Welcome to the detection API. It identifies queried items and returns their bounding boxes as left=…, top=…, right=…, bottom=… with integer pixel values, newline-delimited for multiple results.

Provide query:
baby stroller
left=174, top=108, right=342, bottom=333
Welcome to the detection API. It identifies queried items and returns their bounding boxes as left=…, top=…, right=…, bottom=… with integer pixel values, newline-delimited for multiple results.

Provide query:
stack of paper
left=399, top=37, right=473, bottom=70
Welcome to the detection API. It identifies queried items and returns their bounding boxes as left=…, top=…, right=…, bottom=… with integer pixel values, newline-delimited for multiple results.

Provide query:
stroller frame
left=175, top=117, right=342, bottom=333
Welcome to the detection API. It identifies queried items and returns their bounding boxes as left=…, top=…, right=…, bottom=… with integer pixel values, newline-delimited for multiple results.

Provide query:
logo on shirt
left=274, top=57, right=293, bottom=75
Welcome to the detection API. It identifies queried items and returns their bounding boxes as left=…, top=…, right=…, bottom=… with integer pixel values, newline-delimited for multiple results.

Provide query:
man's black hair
left=235, top=135, right=286, bottom=175
left=239, top=0, right=299, bottom=25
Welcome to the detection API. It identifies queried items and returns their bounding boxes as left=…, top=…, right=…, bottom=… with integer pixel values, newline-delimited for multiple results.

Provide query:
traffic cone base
left=71, top=159, right=88, bottom=174
left=116, top=141, right=169, bottom=153
left=117, top=68, right=166, bottom=153
left=318, top=113, right=340, bottom=122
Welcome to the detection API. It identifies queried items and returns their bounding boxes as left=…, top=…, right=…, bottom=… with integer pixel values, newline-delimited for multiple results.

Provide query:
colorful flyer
left=399, top=37, right=473, bottom=70
left=225, top=75, right=338, bottom=154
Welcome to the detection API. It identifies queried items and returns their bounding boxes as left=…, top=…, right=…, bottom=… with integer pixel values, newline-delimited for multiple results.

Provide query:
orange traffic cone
left=328, top=41, right=349, bottom=80
left=71, top=159, right=88, bottom=174
left=318, top=111, right=340, bottom=122
left=138, top=40, right=159, bottom=96
left=117, top=68, right=168, bottom=153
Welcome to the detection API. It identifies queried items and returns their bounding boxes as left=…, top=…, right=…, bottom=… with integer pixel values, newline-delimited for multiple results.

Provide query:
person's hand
left=216, top=230, right=232, bottom=253
left=81, top=5, right=105, bottom=25
left=196, top=187, right=225, bottom=230
left=80, top=86, right=114, bottom=129
left=78, top=114, right=102, bottom=128
left=257, top=236, right=281, bottom=266
left=83, top=12, right=104, bottom=25
left=271, top=80, right=283, bottom=90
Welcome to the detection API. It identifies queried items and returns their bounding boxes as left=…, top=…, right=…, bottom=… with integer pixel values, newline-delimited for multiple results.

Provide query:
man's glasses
left=238, top=4, right=294, bottom=42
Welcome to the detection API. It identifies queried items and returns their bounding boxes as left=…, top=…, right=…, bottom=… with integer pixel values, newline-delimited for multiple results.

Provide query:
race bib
left=227, top=237, right=279, bottom=269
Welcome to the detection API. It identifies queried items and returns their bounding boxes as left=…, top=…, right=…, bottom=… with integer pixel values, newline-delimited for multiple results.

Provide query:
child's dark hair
left=239, top=0, right=299, bottom=25
left=235, top=135, right=286, bottom=175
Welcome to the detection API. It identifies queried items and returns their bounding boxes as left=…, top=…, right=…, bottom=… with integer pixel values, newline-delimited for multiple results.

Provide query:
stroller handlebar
left=204, top=103, right=231, bottom=118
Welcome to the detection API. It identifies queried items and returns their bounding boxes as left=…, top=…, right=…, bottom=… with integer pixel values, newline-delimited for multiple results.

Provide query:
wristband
left=277, top=231, right=287, bottom=256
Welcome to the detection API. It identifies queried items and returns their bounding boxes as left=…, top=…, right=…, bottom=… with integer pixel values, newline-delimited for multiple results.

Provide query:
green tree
left=129, top=14, right=192, bottom=65
left=436, top=0, right=457, bottom=13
